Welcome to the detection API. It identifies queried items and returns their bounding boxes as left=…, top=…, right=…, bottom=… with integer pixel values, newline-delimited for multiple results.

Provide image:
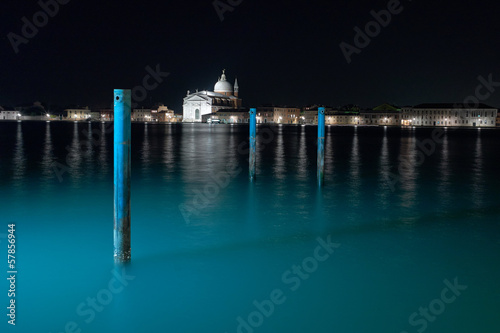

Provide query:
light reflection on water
left=398, top=129, right=418, bottom=209
left=438, top=128, right=451, bottom=207
left=13, top=122, right=26, bottom=190
left=471, top=130, right=484, bottom=208
left=0, top=122, right=499, bottom=333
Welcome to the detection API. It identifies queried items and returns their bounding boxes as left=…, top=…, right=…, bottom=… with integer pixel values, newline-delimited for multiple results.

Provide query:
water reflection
left=162, top=125, right=175, bottom=179
left=348, top=126, right=361, bottom=207
left=273, top=125, right=285, bottom=180
left=141, top=124, right=151, bottom=178
left=84, top=122, right=95, bottom=180
left=180, top=124, right=198, bottom=183
left=398, top=130, right=418, bottom=209
left=471, top=131, right=484, bottom=208
left=98, top=122, right=109, bottom=179
left=324, top=126, right=334, bottom=181
left=13, top=122, right=26, bottom=189
left=296, top=125, right=308, bottom=181
left=40, top=121, right=55, bottom=189
left=67, top=122, right=83, bottom=184
left=378, top=127, right=390, bottom=210
left=437, top=129, right=450, bottom=207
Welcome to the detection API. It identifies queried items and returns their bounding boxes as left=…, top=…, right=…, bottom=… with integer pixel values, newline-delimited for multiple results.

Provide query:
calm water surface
left=1, top=121, right=499, bottom=333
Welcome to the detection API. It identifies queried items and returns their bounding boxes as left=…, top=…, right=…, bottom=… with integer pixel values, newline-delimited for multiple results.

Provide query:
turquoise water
left=1, top=121, right=499, bottom=332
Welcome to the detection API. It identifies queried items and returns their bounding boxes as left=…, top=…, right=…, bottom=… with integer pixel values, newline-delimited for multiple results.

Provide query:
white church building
left=183, top=70, right=242, bottom=122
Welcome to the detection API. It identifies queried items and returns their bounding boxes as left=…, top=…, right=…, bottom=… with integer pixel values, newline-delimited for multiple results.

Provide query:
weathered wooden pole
left=317, top=107, right=325, bottom=186
left=249, top=108, right=257, bottom=181
left=114, top=89, right=132, bottom=263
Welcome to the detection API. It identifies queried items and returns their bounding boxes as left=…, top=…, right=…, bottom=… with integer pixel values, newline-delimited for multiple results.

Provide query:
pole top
left=318, top=107, right=325, bottom=115
left=114, top=89, right=131, bottom=108
left=249, top=108, right=256, bottom=115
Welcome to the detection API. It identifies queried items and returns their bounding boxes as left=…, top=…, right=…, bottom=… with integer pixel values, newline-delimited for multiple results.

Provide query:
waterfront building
left=255, top=106, right=274, bottom=124
left=65, top=107, right=91, bottom=120
left=182, top=70, right=242, bottom=122
left=401, top=103, right=498, bottom=127
left=132, top=108, right=152, bottom=122
left=157, top=105, right=177, bottom=123
left=325, top=111, right=360, bottom=125
left=90, top=110, right=101, bottom=121
left=302, top=106, right=334, bottom=124
left=100, top=108, right=113, bottom=121
left=0, top=107, right=19, bottom=120
left=256, top=106, right=301, bottom=124
left=300, top=104, right=400, bottom=126
left=202, top=109, right=249, bottom=123
left=358, top=103, right=401, bottom=125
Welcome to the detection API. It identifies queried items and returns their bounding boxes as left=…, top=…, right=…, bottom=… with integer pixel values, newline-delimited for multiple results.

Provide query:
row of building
left=181, top=70, right=499, bottom=127
left=2, top=102, right=499, bottom=128
left=197, top=103, right=499, bottom=128
left=0, top=104, right=181, bottom=123
left=2, top=69, right=499, bottom=128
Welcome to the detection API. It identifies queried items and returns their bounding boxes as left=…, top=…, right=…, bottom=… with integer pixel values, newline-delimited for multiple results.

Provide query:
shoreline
left=1, top=119, right=498, bottom=130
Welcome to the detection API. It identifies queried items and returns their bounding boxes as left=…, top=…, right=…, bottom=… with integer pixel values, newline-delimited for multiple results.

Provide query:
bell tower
left=234, top=77, right=239, bottom=97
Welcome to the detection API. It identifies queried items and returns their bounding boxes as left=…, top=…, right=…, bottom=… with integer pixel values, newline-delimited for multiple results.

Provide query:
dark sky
left=1, top=0, right=500, bottom=112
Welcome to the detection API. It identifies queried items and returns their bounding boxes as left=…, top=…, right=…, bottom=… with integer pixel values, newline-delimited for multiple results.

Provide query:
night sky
left=1, top=0, right=499, bottom=112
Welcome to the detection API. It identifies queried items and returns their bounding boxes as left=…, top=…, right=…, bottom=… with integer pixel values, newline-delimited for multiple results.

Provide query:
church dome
left=214, top=70, right=233, bottom=93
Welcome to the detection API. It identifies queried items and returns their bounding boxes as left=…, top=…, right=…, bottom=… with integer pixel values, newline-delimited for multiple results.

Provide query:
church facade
left=182, top=70, right=242, bottom=122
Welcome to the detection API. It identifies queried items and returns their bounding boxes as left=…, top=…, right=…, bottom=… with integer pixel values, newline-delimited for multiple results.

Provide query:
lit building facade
left=0, top=109, right=20, bottom=120
left=100, top=109, right=113, bottom=121
left=202, top=109, right=249, bottom=124
left=66, top=107, right=91, bottom=120
left=256, top=106, right=301, bottom=124
left=183, top=70, right=242, bottom=122
left=132, top=108, right=152, bottom=122
left=157, top=105, right=177, bottom=122
left=401, top=103, right=498, bottom=127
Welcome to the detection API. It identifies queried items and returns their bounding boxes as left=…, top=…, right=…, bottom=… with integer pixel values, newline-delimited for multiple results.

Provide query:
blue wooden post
left=114, top=89, right=132, bottom=263
left=249, top=108, right=257, bottom=181
left=317, top=107, right=325, bottom=186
